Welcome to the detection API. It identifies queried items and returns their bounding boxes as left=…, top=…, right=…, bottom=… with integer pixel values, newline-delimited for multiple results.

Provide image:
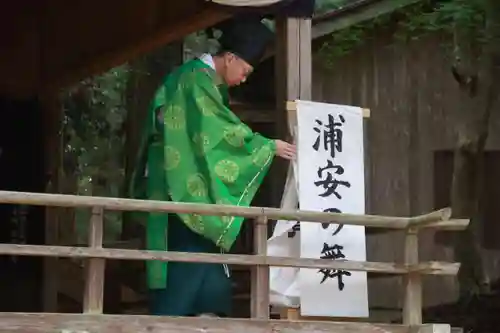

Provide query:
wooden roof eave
left=46, top=7, right=232, bottom=93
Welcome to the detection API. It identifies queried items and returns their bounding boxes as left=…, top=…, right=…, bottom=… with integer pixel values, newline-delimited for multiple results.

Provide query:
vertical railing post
left=403, top=228, right=422, bottom=325
left=83, top=206, right=105, bottom=313
left=251, top=215, right=270, bottom=319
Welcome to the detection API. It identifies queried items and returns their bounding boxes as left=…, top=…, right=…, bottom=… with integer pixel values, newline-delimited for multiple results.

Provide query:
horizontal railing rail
left=0, top=244, right=460, bottom=275
left=0, top=190, right=466, bottom=229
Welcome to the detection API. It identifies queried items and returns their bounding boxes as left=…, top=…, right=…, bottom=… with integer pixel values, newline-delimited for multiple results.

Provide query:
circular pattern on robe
left=163, top=105, right=185, bottom=130
left=192, top=132, right=211, bottom=156
left=223, top=125, right=249, bottom=147
left=164, top=146, right=181, bottom=170
left=186, top=173, right=208, bottom=197
left=252, top=145, right=273, bottom=167
left=180, top=213, right=204, bottom=233
left=214, top=159, right=240, bottom=183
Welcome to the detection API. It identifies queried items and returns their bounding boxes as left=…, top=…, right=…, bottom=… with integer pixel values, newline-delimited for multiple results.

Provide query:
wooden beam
left=272, top=17, right=311, bottom=208
left=251, top=216, right=270, bottom=319
left=0, top=244, right=461, bottom=276
left=83, top=207, right=105, bottom=314
left=403, top=228, right=422, bottom=325
left=274, top=18, right=312, bottom=133
left=0, top=313, right=434, bottom=333
left=46, top=7, right=231, bottom=92
left=40, top=91, right=62, bottom=312
left=0, top=191, right=468, bottom=230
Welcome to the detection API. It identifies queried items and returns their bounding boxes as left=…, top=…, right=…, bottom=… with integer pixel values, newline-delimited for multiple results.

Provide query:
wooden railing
left=0, top=190, right=468, bottom=333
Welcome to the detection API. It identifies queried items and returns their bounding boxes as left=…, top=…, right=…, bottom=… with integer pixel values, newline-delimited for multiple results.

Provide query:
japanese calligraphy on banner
left=297, top=100, right=368, bottom=318
left=268, top=100, right=368, bottom=317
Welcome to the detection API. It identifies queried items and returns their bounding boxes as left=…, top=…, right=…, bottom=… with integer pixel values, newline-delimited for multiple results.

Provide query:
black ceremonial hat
left=217, top=17, right=273, bottom=68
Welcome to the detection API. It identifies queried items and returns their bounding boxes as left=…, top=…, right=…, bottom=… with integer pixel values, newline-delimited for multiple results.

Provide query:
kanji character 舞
left=312, top=113, right=346, bottom=159
left=318, top=242, right=351, bottom=290
left=314, top=160, right=351, bottom=199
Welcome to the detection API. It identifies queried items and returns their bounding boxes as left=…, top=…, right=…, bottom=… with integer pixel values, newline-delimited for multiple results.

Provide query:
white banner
left=297, top=100, right=368, bottom=318
left=267, top=100, right=368, bottom=317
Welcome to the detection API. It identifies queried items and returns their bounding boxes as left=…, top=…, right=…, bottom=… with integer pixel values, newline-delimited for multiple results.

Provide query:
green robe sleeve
left=163, top=68, right=276, bottom=251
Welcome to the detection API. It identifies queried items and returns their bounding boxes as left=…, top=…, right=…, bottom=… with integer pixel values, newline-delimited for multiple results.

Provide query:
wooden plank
left=0, top=313, right=413, bottom=333
left=403, top=228, right=422, bottom=325
left=0, top=191, right=467, bottom=230
left=251, top=216, right=270, bottom=319
left=279, top=311, right=460, bottom=333
left=412, top=324, right=451, bottom=333
left=0, top=244, right=460, bottom=275
left=83, top=207, right=105, bottom=314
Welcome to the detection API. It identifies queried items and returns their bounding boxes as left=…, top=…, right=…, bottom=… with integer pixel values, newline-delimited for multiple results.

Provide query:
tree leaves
left=62, top=66, right=129, bottom=242
left=318, top=0, right=486, bottom=66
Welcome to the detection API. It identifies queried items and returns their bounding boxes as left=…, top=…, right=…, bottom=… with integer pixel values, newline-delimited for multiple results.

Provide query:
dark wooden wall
left=309, top=27, right=500, bottom=317
left=0, top=97, right=46, bottom=312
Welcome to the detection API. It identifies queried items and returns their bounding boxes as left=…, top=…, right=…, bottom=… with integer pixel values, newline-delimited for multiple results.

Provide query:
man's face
left=222, top=53, right=254, bottom=87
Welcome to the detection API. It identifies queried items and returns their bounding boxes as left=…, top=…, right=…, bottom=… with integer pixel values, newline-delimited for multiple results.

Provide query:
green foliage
left=315, top=0, right=353, bottom=15
left=318, top=23, right=370, bottom=67
left=184, top=31, right=220, bottom=60
left=62, top=66, right=129, bottom=242
left=399, top=0, right=485, bottom=39
left=319, top=0, right=486, bottom=67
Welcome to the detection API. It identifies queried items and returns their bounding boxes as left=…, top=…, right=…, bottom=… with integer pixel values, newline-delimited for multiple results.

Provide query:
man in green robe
left=129, top=17, right=296, bottom=317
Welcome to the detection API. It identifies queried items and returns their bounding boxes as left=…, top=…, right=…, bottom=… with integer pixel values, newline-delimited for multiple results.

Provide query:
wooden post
left=272, top=15, right=312, bottom=317
left=251, top=215, right=269, bottom=319
left=40, top=91, right=62, bottom=312
left=83, top=207, right=105, bottom=313
left=273, top=17, right=312, bottom=207
left=403, top=228, right=422, bottom=325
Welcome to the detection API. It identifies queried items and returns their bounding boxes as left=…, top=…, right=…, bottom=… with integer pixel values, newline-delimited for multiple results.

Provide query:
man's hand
left=275, top=140, right=296, bottom=160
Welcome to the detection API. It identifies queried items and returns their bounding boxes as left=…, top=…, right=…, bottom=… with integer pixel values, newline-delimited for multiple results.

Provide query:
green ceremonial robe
left=129, top=58, right=276, bottom=316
